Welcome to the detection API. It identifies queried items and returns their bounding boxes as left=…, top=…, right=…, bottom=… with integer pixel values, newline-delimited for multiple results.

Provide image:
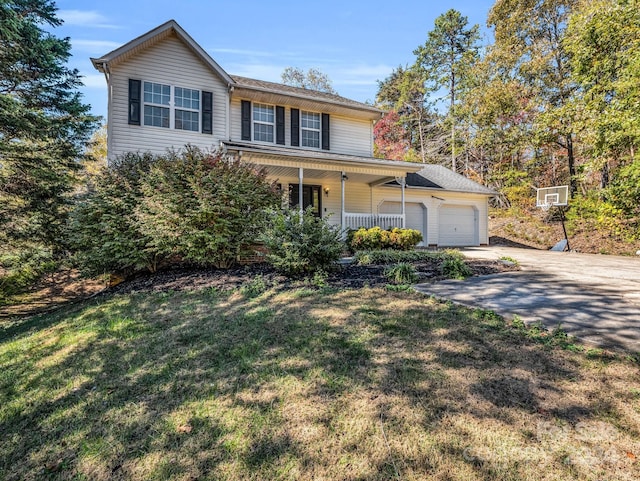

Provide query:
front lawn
left=1, top=285, right=638, bottom=480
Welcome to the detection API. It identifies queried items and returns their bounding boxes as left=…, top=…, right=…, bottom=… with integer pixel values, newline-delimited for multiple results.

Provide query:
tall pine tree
left=0, top=0, right=98, bottom=255
left=414, top=9, right=480, bottom=172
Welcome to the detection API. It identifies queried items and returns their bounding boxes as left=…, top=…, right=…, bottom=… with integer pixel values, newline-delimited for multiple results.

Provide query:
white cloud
left=72, top=39, right=121, bottom=53
left=58, top=10, right=119, bottom=29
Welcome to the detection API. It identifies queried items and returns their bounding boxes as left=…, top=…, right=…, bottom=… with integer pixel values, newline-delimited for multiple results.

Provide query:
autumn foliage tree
left=373, top=111, right=411, bottom=160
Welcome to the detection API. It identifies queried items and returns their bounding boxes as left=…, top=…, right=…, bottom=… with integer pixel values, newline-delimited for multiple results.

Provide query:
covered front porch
left=221, top=141, right=423, bottom=231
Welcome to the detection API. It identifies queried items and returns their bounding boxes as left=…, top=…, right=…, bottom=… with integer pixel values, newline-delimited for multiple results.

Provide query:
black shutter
left=321, top=113, right=330, bottom=150
left=290, top=108, right=300, bottom=146
left=202, top=91, right=213, bottom=134
left=128, top=79, right=141, bottom=125
left=241, top=100, right=251, bottom=141
left=276, top=106, right=285, bottom=145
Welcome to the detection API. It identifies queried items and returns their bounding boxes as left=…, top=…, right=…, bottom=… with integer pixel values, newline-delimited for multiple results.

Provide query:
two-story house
left=91, top=20, right=495, bottom=247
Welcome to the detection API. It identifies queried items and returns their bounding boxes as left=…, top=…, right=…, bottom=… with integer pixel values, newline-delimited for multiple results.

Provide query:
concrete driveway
left=414, top=246, right=640, bottom=352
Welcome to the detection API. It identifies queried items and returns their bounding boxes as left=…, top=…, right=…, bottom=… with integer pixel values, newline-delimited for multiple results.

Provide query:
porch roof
left=221, top=141, right=423, bottom=179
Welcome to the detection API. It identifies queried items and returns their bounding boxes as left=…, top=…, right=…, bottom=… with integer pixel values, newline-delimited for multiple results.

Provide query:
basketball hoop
left=535, top=185, right=571, bottom=252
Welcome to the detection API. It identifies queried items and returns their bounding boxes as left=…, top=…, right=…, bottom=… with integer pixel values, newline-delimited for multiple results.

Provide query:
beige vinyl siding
left=229, top=101, right=374, bottom=157
left=330, top=115, right=373, bottom=157
left=372, top=187, right=489, bottom=246
left=108, top=34, right=228, bottom=159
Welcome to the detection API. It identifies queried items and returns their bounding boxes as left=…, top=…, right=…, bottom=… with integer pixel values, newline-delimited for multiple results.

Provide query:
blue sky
left=53, top=0, right=497, bottom=121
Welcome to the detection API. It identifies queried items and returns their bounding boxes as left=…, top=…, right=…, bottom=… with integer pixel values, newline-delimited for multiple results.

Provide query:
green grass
left=1, top=285, right=639, bottom=480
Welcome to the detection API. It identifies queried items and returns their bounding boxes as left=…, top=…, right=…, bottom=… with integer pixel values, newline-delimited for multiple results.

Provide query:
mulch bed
left=110, top=258, right=518, bottom=295
left=2, top=258, right=519, bottom=320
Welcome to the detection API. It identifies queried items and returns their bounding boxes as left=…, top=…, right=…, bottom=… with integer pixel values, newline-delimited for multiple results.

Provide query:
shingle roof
left=221, top=141, right=423, bottom=172
left=389, top=164, right=497, bottom=195
left=231, top=75, right=382, bottom=114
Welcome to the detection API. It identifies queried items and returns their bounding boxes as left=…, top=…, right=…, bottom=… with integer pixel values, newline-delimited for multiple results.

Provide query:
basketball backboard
left=536, top=185, right=569, bottom=209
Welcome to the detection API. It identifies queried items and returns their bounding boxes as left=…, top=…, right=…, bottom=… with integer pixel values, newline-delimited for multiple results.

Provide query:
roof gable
left=91, top=20, right=382, bottom=119
left=91, top=20, right=234, bottom=86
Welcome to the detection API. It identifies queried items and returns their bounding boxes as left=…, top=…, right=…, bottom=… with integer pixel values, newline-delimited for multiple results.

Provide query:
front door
left=290, top=184, right=322, bottom=217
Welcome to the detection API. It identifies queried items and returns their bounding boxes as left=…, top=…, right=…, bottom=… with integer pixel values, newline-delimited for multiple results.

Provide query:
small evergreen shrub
left=261, top=208, right=344, bottom=277
left=350, top=227, right=422, bottom=251
left=384, top=262, right=419, bottom=284
left=439, top=250, right=472, bottom=279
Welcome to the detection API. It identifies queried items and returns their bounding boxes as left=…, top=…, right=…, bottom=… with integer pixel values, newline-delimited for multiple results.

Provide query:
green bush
left=355, top=249, right=446, bottom=265
left=137, top=147, right=279, bottom=268
left=0, top=247, right=57, bottom=302
left=384, top=262, right=419, bottom=284
left=68, top=152, right=162, bottom=276
left=439, top=250, right=472, bottom=279
left=566, top=192, right=629, bottom=240
left=69, top=147, right=280, bottom=275
left=261, top=208, right=344, bottom=277
left=350, top=227, right=422, bottom=251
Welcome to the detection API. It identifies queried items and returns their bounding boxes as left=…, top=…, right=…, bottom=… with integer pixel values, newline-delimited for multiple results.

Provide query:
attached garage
left=379, top=201, right=427, bottom=246
left=438, top=205, right=478, bottom=246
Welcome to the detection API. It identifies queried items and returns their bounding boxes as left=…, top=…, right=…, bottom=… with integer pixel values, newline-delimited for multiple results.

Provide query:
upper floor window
left=301, top=111, right=321, bottom=148
left=143, top=82, right=170, bottom=128
left=142, top=81, right=200, bottom=132
left=174, top=87, right=200, bottom=132
left=253, top=103, right=274, bottom=143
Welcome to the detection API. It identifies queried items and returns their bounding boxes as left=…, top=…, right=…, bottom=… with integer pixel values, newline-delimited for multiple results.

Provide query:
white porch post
left=298, top=167, right=304, bottom=219
left=341, top=171, right=346, bottom=230
left=401, top=176, right=406, bottom=228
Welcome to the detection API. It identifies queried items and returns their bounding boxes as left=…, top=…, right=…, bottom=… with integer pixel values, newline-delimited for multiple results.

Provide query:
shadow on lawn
left=1, top=288, right=374, bottom=479
left=0, top=286, right=633, bottom=480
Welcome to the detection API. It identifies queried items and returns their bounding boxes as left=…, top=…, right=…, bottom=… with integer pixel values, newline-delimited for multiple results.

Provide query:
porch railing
left=343, top=213, right=405, bottom=231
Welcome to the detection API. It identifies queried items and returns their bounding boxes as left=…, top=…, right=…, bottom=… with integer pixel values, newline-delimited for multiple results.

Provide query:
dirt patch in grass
left=1, top=286, right=638, bottom=480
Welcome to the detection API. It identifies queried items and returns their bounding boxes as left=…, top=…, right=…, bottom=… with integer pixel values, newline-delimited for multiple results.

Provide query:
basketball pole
left=559, top=207, right=570, bottom=252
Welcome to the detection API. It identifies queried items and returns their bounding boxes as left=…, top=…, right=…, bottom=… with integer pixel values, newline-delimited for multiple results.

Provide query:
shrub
left=69, top=147, right=280, bottom=275
left=137, top=146, right=279, bottom=268
left=0, top=247, right=57, bottom=302
left=384, top=262, right=418, bottom=284
left=68, top=152, right=162, bottom=276
left=350, top=227, right=422, bottom=251
left=439, top=250, right=472, bottom=279
left=261, top=208, right=344, bottom=277
left=355, top=249, right=446, bottom=266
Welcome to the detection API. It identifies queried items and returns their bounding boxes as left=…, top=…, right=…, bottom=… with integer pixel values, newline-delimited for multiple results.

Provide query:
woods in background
left=374, top=0, right=639, bottom=234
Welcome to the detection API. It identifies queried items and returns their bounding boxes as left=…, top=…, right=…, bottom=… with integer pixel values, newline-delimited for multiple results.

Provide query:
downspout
left=227, top=85, right=233, bottom=141
left=102, top=62, right=112, bottom=166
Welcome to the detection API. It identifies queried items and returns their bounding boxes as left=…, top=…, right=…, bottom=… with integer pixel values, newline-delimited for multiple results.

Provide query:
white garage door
left=438, top=205, right=477, bottom=246
left=379, top=202, right=426, bottom=246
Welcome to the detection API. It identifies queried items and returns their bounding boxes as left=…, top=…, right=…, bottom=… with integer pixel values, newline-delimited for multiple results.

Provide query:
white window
left=142, top=82, right=200, bottom=131
left=143, top=82, right=170, bottom=128
left=301, top=111, right=321, bottom=148
left=253, top=103, right=274, bottom=143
